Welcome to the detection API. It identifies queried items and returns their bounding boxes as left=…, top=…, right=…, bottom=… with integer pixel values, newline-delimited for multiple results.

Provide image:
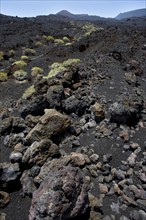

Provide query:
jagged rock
left=20, top=170, right=37, bottom=196
left=0, top=117, right=13, bottom=135
left=130, top=210, right=146, bottom=220
left=22, top=139, right=59, bottom=166
left=124, top=72, right=136, bottom=85
left=47, top=84, right=64, bottom=108
left=0, top=191, right=10, bottom=207
left=34, top=152, right=90, bottom=185
left=62, top=95, right=79, bottom=113
left=29, top=166, right=89, bottom=220
left=88, top=193, right=104, bottom=208
left=90, top=102, right=105, bottom=123
left=0, top=163, right=20, bottom=188
left=135, top=171, right=146, bottom=183
left=129, top=185, right=146, bottom=199
left=25, top=109, right=71, bottom=143
left=127, top=153, right=137, bottom=166
left=137, top=199, right=146, bottom=211
left=98, top=183, right=108, bottom=194
left=89, top=210, right=103, bottom=220
left=20, top=95, right=49, bottom=118
left=109, top=95, right=143, bottom=125
left=0, top=212, right=6, bottom=220
left=9, top=151, right=23, bottom=163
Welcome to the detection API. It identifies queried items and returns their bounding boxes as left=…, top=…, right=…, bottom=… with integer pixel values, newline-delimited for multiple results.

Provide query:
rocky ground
left=0, top=14, right=146, bottom=220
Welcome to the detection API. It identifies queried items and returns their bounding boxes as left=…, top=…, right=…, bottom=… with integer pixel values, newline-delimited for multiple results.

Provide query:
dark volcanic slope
left=0, top=15, right=146, bottom=220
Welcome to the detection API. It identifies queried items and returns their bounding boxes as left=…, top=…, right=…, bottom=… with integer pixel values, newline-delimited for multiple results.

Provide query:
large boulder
left=34, top=152, right=90, bottom=185
left=25, top=109, right=71, bottom=143
left=29, top=165, right=89, bottom=220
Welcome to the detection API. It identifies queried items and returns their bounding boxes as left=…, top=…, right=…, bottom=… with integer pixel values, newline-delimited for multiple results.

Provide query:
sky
left=0, top=0, right=145, bottom=18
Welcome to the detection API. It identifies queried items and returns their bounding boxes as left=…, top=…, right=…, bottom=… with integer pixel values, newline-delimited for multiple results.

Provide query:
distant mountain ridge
left=56, top=10, right=106, bottom=21
left=56, top=9, right=146, bottom=20
left=115, top=8, right=146, bottom=20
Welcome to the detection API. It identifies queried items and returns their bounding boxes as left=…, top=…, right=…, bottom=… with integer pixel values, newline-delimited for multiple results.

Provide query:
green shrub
left=31, top=67, right=44, bottom=77
left=47, top=65, right=67, bottom=78
left=22, top=85, right=35, bottom=99
left=54, top=39, right=64, bottom=45
left=0, top=51, right=4, bottom=61
left=35, top=41, right=43, bottom=46
left=13, top=70, right=28, bottom=81
left=0, top=72, right=8, bottom=82
left=45, top=58, right=80, bottom=79
left=23, top=48, right=36, bottom=56
left=42, top=35, right=55, bottom=42
left=8, top=49, right=15, bottom=57
left=12, top=60, right=27, bottom=69
left=21, top=55, right=29, bottom=61
left=82, top=22, right=104, bottom=36
left=65, top=42, right=72, bottom=46
left=63, top=36, right=70, bottom=42
left=63, top=58, right=80, bottom=67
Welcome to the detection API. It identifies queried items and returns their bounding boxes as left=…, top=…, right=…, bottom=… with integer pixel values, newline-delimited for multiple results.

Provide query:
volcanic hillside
left=0, top=14, right=146, bottom=220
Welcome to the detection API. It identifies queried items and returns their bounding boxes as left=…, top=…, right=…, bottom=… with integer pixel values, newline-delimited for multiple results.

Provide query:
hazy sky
left=1, top=0, right=145, bottom=18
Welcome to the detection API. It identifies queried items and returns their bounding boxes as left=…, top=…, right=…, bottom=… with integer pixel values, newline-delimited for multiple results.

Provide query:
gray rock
left=20, top=170, right=37, bottom=196
left=127, top=153, right=137, bottom=166
left=9, top=152, right=22, bottom=163
left=130, top=210, right=146, bottom=220
left=90, top=154, right=99, bottom=163
left=119, top=216, right=129, bottom=220
left=103, top=154, right=112, bottom=163
left=124, top=72, right=136, bottom=85
left=29, top=166, right=89, bottom=220
left=47, top=84, right=64, bottom=108
left=25, top=109, right=71, bottom=143
left=109, top=94, right=143, bottom=125
left=0, top=117, right=13, bottom=135
left=22, top=139, right=59, bottom=166
left=0, top=163, right=20, bottom=188
left=137, top=199, right=146, bottom=211
left=20, top=95, right=49, bottom=118
left=62, top=95, right=79, bottom=114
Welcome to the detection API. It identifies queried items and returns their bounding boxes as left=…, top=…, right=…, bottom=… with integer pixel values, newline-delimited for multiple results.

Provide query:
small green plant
left=13, top=70, right=28, bottom=81
left=12, top=60, right=27, bottom=69
left=65, top=42, right=72, bottom=46
left=22, top=85, right=35, bottom=99
left=23, top=48, right=36, bottom=56
left=0, top=51, right=4, bottom=61
left=35, top=41, right=43, bottom=46
left=21, top=55, right=29, bottom=61
left=42, top=35, right=55, bottom=42
left=45, top=58, right=80, bottom=79
left=0, top=72, right=8, bottom=82
left=47, top=65, right=67, bottom=78
left=63, top=58, right=80, bottom=67
left=54, top=39, right=64, bottom=45
left=82, top=22, right=104, bottom=36
left=31, top=67, right=44, bottom=77
left=8, top=49, right=15, bottom=57
left=63, top=36, right=70, bottom=43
